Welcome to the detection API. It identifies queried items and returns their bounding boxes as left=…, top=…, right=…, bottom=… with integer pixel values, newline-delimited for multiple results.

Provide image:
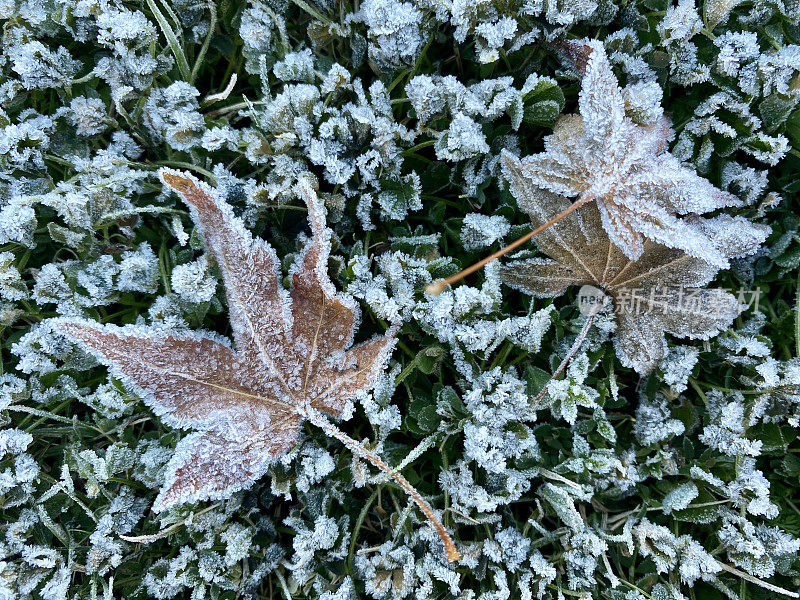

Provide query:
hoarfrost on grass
left=1, top=1, right=797, bottom=598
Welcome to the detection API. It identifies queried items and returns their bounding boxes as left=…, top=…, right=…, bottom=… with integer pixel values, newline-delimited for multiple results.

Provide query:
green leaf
left=522, top=78, right=565, bottom=108
left=753, top=423, right=796, bottom=454
left=416, top=405, right=442, bottom=433
left=416, top=345, right=444, bottom=374
left=508, top=94, right=524, bottom=131
left=780, top=453, right=800, bottom=479
left=595, top=415, right=616, bottom=443
left=525, top=365, right=552, bottom=398
left=540, top=483, right=583, bottom=530
left=437, top=386, right=469, bottom=419
left=408, top=398, right=442, bottom=433
left=523, top=100, right=562, bottom=125
left=47, top=223, right=89, bottom=252
left=759, top=94, right=798, bottom=133
left=377, top=176, right=421, bottom=220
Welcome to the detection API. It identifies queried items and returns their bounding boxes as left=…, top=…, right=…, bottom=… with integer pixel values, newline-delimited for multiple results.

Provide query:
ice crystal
left=116, top=243, right=159, bottom=294
left=750, top=357, right=800, bottom=426
left=564, top=528, right=607, bottom=588
left=456, top=369, right=541, bottom=474
left=143, top=82, right=204, bottom=151
left=82, top=382, right=136, bottom=420
left=0, top=251, right=27, bottom=301
left=622, top=81, right=664, bottom=125
left=674, top=91, right=791, bottom=170
left=461, top=213, right=511, bottom=251
left=240, top=1, right=287, bottom=73
left=657, top=0, right=702, bottom=47
left=274, top=49, right=316, bottom=83
left=414, top=262, right=552, bottom=375
left=726, top=458, right=778, bottom=518
left=12, top=320, right=95, bottom=374
left=349, top=249, right=449, bottom=323
left=295, top=445, right=336, bottom=493
left=722, top=161, right=769, bottom=205
left=634, top=395, right=686, bottom=445
left=359, top=0, right=425, bottom=71
left=65, top=96, right=108, bottom=137
left=658, top=346, right=700, bottom=394
left=633, top=518, right=720, bottom=584
left=474, top=17, right=518, bottom=64
left=290, top=515, right=341, bottom=562
left=485, top=528, right=531, bottom=571
left=7, top=41, right=79, bottom=90
left=718, top=512, right=800, bottom=578
left=0, top=114, right=54, bottom=171
left=0, top=427, right=39, bottom=503
left=545, top=353, right=600, bottom=424
left=441, top=460, right=530, bottom=513
left=170, top=255, right=218, bottom=303
left=661, top=482, right=699, bottom=514
left=699, top=391, right=763, bottom=457
left=435, top=113, right=490, bottom=161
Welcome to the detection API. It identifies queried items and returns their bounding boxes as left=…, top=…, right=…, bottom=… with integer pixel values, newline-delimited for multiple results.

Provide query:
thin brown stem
left=532, top=314, right=596, bottom=406
left=426, top=194, right=594, bottom=295
left=307, top=409, right=461, bottom=562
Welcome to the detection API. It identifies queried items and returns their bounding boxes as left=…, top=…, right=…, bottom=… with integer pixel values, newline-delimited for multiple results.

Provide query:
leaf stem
left=190, top=1, right=217, bottom=85
left=95, top=206, right=188, bottom=227
left=306, top=409, right=461, bottom=562
left=347, top=486, right=380, bottom=573
left=531, top=314, right=596, bottom=405
left=795, top=268, right=800, bottom=357
left=289, top=0, right=330, bottom=24
left=373, top=431, right=441, bottom=485
left=425, top=194, right=594, bottom=295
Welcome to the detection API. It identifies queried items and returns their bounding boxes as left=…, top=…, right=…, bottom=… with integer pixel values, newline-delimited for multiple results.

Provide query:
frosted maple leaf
left=52, top=170, right=460, bottom=561
left=501, top=154, right=769, bottom=373
left=509, top=39, right=759, bottom=268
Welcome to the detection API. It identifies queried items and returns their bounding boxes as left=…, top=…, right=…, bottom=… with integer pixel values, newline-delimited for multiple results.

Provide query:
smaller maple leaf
left=52, top=170, right=460, bottom=561
left=506, top=38, right=760, bottom=268
left=501, top=154, right=769, bottom=374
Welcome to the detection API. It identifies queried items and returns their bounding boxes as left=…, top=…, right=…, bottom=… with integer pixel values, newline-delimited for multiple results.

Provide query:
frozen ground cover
left=1, top=0, right=800, bottom=599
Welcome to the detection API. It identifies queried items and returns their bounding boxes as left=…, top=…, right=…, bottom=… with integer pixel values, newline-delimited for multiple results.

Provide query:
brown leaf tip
left=160, top=169, right=197, bottom=194
left=295, top=178, right=327, bottom=235
left=446, top=546, right=462, bottom=562
left=159, top=168, right=215, bottom=211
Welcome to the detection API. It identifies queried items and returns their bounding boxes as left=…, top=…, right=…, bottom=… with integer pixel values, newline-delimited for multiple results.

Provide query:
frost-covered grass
left=2, top=0, right=800, bottom=599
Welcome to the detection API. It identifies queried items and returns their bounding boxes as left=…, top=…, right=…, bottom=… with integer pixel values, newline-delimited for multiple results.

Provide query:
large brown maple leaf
left=53, top=170, right=460, bottom=561
left=501, top=153, right=769, bottom=374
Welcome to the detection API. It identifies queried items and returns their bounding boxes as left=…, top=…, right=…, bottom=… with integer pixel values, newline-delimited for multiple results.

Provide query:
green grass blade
left=147, top=0, right=192, bottom=81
